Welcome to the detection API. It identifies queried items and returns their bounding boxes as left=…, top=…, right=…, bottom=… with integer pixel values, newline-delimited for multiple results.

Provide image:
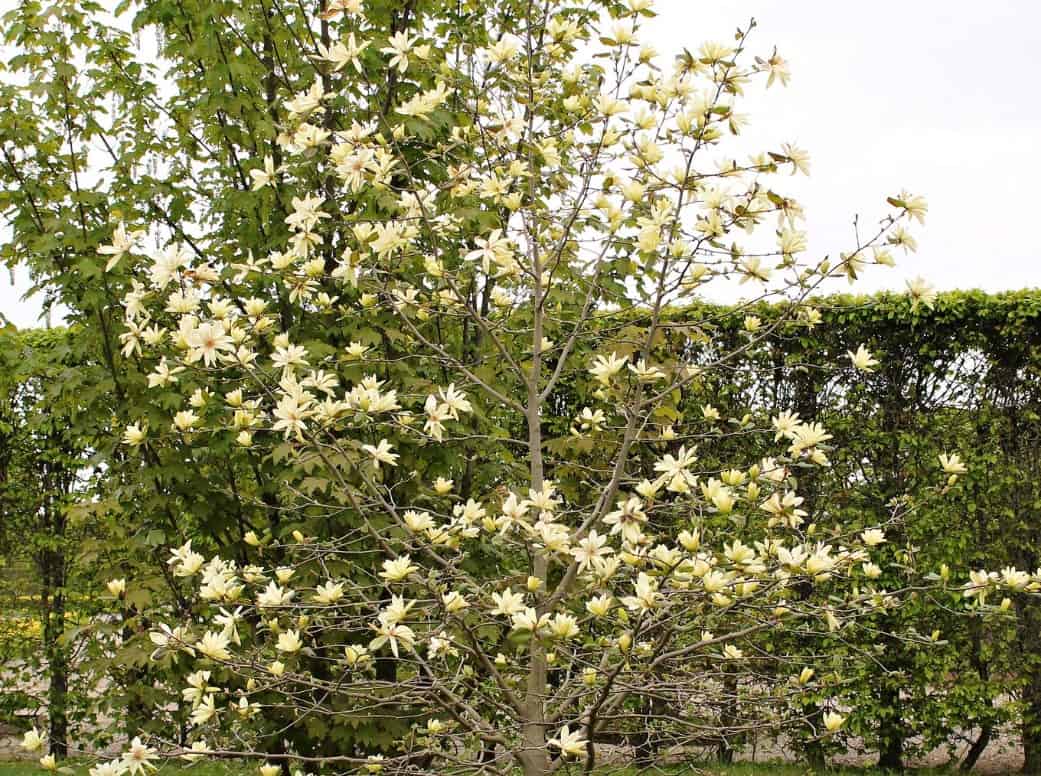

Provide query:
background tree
left=73, top=1, right=1013, bottom=775
left=0, top=325, right=100, bottom=758
left=1, top=0, right=602, bottom=755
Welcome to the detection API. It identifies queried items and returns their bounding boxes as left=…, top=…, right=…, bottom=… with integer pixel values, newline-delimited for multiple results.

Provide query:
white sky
left=644, top=0, right=1041, bottom=297
left=3, top=0, right=1039, bottom=327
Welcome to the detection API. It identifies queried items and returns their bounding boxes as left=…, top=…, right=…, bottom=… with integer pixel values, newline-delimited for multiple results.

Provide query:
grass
left=0, top=763, right=246, bottom=776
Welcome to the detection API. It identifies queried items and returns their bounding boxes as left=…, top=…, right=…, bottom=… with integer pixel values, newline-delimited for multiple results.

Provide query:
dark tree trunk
left=1025, top=726, right=1041, bottom=775
left=633, top=694, right=661, bottom=770
left=876, top=681, right=903, bottom=771
left=1018, top=597, right=1041, bottom=774
left=717, top=671, right=738, bottom=764
left=804, top=744, right=826, bottom=771
left=878, top=736, right=903, bottom=772
left=961, top=725, right=992, bottom=772
left=802, top=706, right=827, bottom=770
left=792, top=369, right=825, bottom=773
left=41, top=503, right=69, bottom=759
left=1022, top=668, right=1041, bottom=774
left=632, top=723, right=653, bottom=767
left=962, top=619, right=993, bottom=771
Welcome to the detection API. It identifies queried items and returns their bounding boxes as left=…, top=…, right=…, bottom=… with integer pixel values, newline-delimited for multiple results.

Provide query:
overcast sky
left=3, top=0, right=1039, bottom=327
left=645, top=0, right=1041, bottom=297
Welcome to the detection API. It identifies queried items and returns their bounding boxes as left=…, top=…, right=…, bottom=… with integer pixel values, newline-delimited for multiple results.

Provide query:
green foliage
left=672, top=290, right=1041, bottom=767
left=5, top=286, right=1041, bottom=766
left=0, top=325, right=105, bottom=753
left=0, top=0, right=621, bottom=758
left=510, top=289, right=1041, bottom=767
left=0, top=0, right=1037, bottom=766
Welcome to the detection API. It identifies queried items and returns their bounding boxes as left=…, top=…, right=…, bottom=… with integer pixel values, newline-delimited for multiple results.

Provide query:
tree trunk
left=804, top=742, right=826, bottom=771
left=717, top=671, right=738, bottom=764
left=1025, top=741, right=1041, bottom=775
left=793, top=370, right=824, bottom=773
left=1018, top=597, right=1041, bottom=774
left=961, top=724, right=992, bottom=772
left=632, top=695, right=658, bottom=770
left=802, top=706, right=827, bottom=770
left=962, top=618, right=993, bottom=771
left=1022, top=671, right=1041, bottom=774
left=521, top=277, right=548, bottom=776
left=876, top=681, right=903, bottom=771
left=41, top=505, right=69, bottom=759
left=878, top=737, right=903, bottom=772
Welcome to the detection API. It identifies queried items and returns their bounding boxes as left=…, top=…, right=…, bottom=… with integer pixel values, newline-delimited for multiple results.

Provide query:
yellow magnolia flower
left=823, top=711, right=846, bottom=733
left=21, top=728, right=43, bottom=753
left=848, top=344, right=879, bottom=372
left=548, top=725, right=587, bottom=759
left=939, top=452, right=967, bottom=475
left=380, top=555, right=417, bottom=583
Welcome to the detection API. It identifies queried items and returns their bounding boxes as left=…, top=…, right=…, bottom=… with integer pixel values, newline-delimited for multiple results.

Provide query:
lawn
left=0, top=763, right=248, bottom=776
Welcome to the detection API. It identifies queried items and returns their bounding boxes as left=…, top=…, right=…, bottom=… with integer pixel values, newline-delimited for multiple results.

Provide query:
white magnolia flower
left=939, top=452, right=967, bottom=475
left=380, top=555, right=417, bottom=583
left=906, top=276, right=937, bottom=311
left=547, top=612, right=580, bottom=640
left=548, top=725, right=587, bottom=759
left=510, top=607, right=548, bottom=633
left=572, top=530, right=613, bottom=570
left=823, top=711, right=846, bottom=733
left=313, top=580, right=345, bottom=604
left=21, top=728, right=44, bottom=753
left=256, top=581, right=294, bottom=608
left=860, top=529, right=886, bottom=547
left=848, top=344, right=879, bottom=372
left=99, top=222, right=146, bottom=272
left=381, top=31, right=418, bottom=73
left=370, top=616, right=415, bottom=658
left=491, top=589, right=526, bottom=616
left=315, top=34, right=370, bottom=73
left=249, top=155, right=278, bottom=190
left=195, top=630, right=232, bottom=661
left=442, top=591, right=469, bottom=614
left=276, top=630, right=303, bottom=653
left=621, top=572, right=659, bottom=613
left=589, top=352, right=628, bottom=384
left=121, top=737, right=158, bottom=775
left=363, top=439, right=399, bottom=469
left=90, top=759, right=129, bottom=776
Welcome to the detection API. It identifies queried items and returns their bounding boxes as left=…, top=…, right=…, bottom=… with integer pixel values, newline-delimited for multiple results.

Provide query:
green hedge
left=4, top=289, right=1041, bottom=768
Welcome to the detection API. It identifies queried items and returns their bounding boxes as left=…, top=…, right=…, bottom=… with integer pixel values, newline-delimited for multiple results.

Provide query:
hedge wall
left=4, top=289, right=1041, bottom=769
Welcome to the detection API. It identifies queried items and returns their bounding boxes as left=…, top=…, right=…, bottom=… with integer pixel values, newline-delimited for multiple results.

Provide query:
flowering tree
left=1, top=0, right=605, bottom=754
left=22, top=0, right=1022, bottom=774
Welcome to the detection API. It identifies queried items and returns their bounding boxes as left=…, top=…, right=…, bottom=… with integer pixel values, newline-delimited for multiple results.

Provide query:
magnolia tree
left=20, top=0, right=1030, bottom=774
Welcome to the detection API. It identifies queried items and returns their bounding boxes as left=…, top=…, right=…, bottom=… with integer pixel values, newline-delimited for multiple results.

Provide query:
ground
left=0, top=722, right=1027, bottom=776
left=0, top=762, right=996, bottom=776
